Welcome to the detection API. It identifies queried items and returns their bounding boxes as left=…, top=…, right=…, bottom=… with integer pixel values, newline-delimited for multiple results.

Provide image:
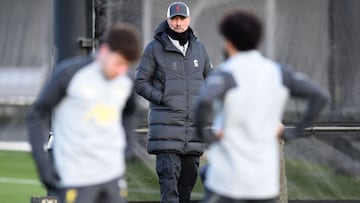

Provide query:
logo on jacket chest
left=193, top=59, right=199, bottom=68
left=169, top=59, right=200, bottom=72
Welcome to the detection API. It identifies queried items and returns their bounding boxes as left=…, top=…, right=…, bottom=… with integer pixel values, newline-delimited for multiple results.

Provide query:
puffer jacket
left=135, top=21, right=212, bottom=155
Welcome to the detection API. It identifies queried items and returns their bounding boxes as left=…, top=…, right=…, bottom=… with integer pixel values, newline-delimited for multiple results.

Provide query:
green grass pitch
left=1, top=150, right=359, bottom=203
left=0, top=150, right=204, bottom=202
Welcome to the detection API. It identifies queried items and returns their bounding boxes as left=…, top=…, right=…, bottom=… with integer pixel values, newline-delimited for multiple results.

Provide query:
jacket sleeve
left=122, top=87, right=137, bottom=160
left=28, top=67, right=69, bottom=164
left=134, top=44, right=164, bottom=104
left=202, top=46, right=213, bottom=78
left=27, top=65, right=70, bottom=188
left=280, top=65, right=329, bottom=140
left=195, top=71, right=236, bottom=143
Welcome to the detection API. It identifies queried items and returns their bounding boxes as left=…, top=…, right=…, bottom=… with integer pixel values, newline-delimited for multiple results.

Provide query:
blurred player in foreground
left=196, top=9, right=329, bottom=203
left=27, top=24, right=141, bottom=203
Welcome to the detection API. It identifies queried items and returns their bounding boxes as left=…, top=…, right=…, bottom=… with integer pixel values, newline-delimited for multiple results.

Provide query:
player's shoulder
left=206, top=67, right=236, bottom=87
left=146, top=39, right=162, bottom=50
left=54, top=55, right=94, bottom=76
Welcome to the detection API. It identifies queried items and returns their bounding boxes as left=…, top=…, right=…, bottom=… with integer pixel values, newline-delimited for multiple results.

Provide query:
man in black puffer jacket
left=135, top=2, right=212, bottom=203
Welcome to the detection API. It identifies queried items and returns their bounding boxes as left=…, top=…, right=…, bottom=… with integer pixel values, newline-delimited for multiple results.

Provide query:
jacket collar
left=153, top=21, right=197, bottom=52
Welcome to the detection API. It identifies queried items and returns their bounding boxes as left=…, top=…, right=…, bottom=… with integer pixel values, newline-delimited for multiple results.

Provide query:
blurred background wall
left=0, top=0, right=52, bottom=144
left=1, top=0, right=360, bottom=201
left=0, top=0, right=359, bottom=155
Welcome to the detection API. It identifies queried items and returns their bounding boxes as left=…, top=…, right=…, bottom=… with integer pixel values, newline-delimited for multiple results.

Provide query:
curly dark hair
left=101, top=24, right=142, bottom=62
left=219, top=9, right=263, bottom=51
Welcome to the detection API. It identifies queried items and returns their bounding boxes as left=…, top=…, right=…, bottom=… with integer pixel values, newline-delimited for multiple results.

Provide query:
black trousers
left=156, top=153, right=200, bottom=203
left=57, top=178, right=127, bottom=203
left=201, top=190, right=277, bottom=203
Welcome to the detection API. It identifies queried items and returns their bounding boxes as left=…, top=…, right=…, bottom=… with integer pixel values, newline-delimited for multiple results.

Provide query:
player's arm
left=27, top=65, right=70, bottom=189
left=122, top=86, right=137, bottom=160
left=280, top=65, right=329, bottom=141
left=195, top=71, right=236, bottom=143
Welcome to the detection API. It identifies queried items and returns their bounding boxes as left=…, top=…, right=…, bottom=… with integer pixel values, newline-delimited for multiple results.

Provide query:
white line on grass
left=0, top=177, right=203, bottom=197
left=0, top=141, right=31, bottom=151
left=0, top=177, right=40, bottom=185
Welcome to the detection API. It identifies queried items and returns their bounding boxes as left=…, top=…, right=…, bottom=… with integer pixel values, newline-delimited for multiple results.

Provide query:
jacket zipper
left=184, top=55, right=189, bottom=152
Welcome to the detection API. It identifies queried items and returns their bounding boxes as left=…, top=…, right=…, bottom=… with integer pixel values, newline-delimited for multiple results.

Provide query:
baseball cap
left=167, top=2, right=190, bottom=18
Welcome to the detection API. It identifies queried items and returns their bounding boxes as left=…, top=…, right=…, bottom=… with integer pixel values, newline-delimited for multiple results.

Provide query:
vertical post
left=54, top=0, right=93, bottom=64
left=142, top=0, right=152, bottom=45
left=265, top=0, right=276, bottom=59
left=265, top=1, right=288, bottom=202
left=278, top=142, right=288, bottom=203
